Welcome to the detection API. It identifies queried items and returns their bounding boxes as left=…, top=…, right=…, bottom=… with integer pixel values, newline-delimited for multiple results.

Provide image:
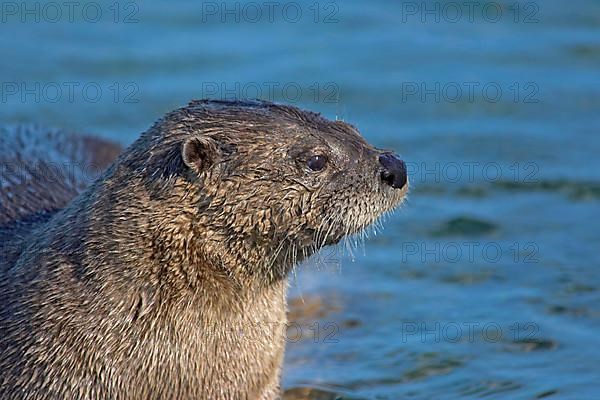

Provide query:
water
left=1, top=1, right=599, bottom=398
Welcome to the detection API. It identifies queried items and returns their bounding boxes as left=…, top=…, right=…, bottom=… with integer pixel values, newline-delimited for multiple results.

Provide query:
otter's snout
left=379, top=153, right=407, bottom=189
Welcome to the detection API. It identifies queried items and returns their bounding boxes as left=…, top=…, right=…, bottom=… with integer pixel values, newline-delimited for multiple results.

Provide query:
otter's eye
left=307, top=155, right=328, bottom=172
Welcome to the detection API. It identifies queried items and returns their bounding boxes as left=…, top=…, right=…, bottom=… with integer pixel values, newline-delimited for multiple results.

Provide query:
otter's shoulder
left=0, top=125, right=121, bottom=259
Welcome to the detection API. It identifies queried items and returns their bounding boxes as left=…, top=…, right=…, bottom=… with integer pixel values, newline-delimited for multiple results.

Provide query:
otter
left=0, top=99, right=408, bottom=399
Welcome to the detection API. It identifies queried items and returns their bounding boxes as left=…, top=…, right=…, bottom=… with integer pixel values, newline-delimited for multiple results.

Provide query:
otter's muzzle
left=379, top=153, right=408, bottom=189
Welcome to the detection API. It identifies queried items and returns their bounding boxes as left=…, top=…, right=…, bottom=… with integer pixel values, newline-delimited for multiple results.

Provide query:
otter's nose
left=379, top=153, right=407, bottom=189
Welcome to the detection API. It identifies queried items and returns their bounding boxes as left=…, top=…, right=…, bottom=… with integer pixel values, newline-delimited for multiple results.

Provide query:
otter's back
left=0, top=125, right=121, bottom=269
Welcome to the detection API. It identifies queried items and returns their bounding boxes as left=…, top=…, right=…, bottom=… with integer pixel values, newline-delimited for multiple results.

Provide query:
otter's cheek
left=298, top=236, right=315, bottom=248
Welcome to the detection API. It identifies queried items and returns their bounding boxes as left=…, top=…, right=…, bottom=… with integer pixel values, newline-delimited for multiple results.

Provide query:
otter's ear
left=182, top=136, right=219, bottom=174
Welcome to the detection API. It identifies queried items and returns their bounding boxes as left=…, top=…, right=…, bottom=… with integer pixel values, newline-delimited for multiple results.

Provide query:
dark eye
left=307, top=155, right=328, bottom=172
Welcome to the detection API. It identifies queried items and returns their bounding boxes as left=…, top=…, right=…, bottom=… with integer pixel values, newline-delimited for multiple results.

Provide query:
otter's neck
left=55, top=170, right=290, bottom=305
left=20, top=174, right=290, bottom=397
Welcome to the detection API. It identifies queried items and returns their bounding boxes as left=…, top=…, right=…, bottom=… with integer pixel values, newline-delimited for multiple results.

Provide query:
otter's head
left=138, top=100, right=408, bottom=283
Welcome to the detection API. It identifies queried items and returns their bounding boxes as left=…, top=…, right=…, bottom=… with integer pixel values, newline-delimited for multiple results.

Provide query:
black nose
left=379, top=153, right=407, bottom=189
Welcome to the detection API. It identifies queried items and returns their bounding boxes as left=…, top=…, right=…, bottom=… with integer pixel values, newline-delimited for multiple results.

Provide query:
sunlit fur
left=0, top=100, right=408, bottom=399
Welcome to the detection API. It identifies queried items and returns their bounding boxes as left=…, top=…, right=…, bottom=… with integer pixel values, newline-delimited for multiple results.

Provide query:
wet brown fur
left=0, top=100, right=407, bottom=399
